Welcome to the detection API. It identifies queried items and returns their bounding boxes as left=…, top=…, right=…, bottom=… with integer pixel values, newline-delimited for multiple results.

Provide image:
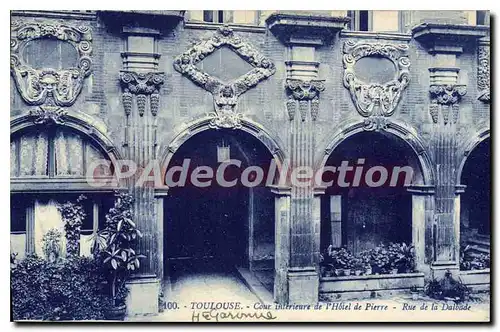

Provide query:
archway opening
left=460, top=138, right=490, bottom=252
left=320, top=131, right=424, bottom=263
left=163, top=128, right=276, bottom=298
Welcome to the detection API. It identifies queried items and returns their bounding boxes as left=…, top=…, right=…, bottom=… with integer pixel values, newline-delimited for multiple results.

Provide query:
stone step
left=468, top=245, right=490, bottom=255
left=468, top=238, right=491, bottom=249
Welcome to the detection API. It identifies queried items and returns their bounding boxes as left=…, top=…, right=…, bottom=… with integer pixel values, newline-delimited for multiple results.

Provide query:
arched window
left=11, top=126, right=112, bottom=179
left=10, top=126, right=117, bottom=260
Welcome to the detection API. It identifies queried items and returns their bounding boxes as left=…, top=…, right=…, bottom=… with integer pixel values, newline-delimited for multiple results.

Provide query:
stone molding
left=266, top=12, right=349, bottom=44
left=478, top=38, right=490, bottom=103
left=10, top=20, right=93, bottom=108
left=285, top=79, right=325, bottom=121
left=412, top=23, right=489, bottom=54
left=342, top=39, right=410, bottom=131
left=173, top=25, right=275, bottom=129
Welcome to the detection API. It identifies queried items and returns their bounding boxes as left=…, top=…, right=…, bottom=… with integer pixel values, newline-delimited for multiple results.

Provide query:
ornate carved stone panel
left=477, top=40, right=490, bottom=103
left=342, top=40, right=410, bottom=131
left=173, top=25, right=276, bottom=129
left=429, top=84, right=466, bottom=125
left=10, top=20, right=93, bottom=112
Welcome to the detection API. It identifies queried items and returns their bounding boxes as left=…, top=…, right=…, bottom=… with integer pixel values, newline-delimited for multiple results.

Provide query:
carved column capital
left=119, top=71, right=165, bottom=95
left=119, top=71, right=165, bottom=117
left=429, top=84, right=467, bottom=105
left=429, top=84, right=466, bottom=125
left=285, top=79, right=325, bottom=101
left=285, top=79, right=325, bottom=121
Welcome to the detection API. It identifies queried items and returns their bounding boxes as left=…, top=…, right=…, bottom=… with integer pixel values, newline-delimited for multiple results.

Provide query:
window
left=203, top=10, right=232, bottom=23
left=10, top=126, right=117, bottom=259
left=476, top=11, right=490, bottom=25
left=10, top=127, right=112, bottom=179
left=189, top=10, right=259, bottom=25
left=347, top=10, right=401, bottom=32
left=10, top=193, right=115, bottom=258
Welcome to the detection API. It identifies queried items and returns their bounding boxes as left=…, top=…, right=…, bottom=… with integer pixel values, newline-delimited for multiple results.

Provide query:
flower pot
left=105, top=304, right=127, bottom=321
left=391, top=268, right=398, bottom=275
left=354, top=270, right=362, bottom=276
left=364, top=267, right=372, bottom=275
left=334, top=269, right=343, bottom=276
left=343, top=269, right=351, bottom=276
left=411, top=292, right=418, bottom=300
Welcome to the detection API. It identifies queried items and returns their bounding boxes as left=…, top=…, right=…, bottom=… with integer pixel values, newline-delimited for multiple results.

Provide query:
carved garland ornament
left=285, top=79, right=325, bottom=121
left=343, top=40, right=410, bottom=131
left=173, top=25, right=276, bottom=129
left=429, top=84, right=467, bottom=125
left=10, top=21, right=93, bottom=119
left=477, top=42, right=490, bottom=103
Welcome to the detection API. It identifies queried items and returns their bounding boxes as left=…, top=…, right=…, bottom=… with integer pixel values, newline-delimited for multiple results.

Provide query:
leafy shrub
left=11, top=254, right=112, bottom=321
left=93, top=192, right=143, bottom=306
left=424, top=270, right=470, bottom=301
left=59, top=195, right=86, bottom=257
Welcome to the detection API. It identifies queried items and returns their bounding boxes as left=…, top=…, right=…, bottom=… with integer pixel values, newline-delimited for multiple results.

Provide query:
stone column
left=286, top=76, right=324, bottom=304
left=267, top=12, right=348, bottom=304
left=119, top=27, right=165, bottom=315
left=412, top=23, right=487, bottom=278
left=407, top=185, right=435, bottom=275
left=271, top=186, right=291, bottom=304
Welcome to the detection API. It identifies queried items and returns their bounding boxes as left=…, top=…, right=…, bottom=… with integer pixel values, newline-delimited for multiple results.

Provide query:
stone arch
left=159, top=115, right=287, bottom=175
left=316, top=119, right=435, bottom=186
left=456, top=127, right=490, bottom=185
left=10, top=112, right=122, bottom=163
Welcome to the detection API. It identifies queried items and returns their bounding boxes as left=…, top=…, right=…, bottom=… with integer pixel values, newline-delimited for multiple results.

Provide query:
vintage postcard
left=10, top=9, right=491, bottom=322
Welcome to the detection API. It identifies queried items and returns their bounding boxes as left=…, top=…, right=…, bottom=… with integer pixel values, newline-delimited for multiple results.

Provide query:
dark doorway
left=320, top=131, right=421, bottom=255
left=461, top=138, right=491, bottom=237
left=164, top=129, right=275, bottom=270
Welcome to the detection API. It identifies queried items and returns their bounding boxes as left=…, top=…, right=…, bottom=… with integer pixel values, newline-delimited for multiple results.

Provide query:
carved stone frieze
left=477, top=41, right=490, bottom=103
left=10, top=21, right=92, bottom=107
left=119, top=71, right=165, bottom=117
left=173, top=25, right=275, bottom=129
left=428, top=84, right=467, bottom=125
left=343, top=40, right=410, bottom=130
left=285, top=79, right=325, bottom=121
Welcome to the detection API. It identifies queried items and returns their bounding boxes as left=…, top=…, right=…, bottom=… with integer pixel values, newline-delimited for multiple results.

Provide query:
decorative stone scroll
left=173, top=25, right=276, bottom=129
left=477, top=41, right=490, bottom=103
left=10, top=21, right=93, bottom=107
left=285, top=79, right=325, bottom=121
left=429, top=84, right=467, bottom=125
left=342, top=40, right=410, bottom=131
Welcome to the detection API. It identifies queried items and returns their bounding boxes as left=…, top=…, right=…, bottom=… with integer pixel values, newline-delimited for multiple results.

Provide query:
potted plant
left=370, top=244, right=390, bottom=274
left=93, top=192, right=145, bottom=320
left=358, top=250, right=372, bottom=275
left=41, top=228, right=63, bottom=263
left=352, top=258, right=364, bottom=276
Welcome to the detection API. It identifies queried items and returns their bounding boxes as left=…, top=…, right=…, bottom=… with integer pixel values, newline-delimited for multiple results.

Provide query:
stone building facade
left=10, top=10, right=490, bottom=314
